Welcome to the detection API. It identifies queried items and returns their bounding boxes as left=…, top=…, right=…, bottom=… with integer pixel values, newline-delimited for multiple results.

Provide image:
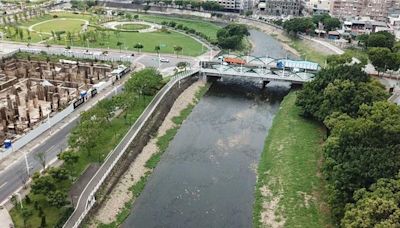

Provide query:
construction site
left=0, top=54, right=117, bottom=147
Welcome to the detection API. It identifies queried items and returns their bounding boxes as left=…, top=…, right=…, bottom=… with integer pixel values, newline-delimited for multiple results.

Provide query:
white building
left=303, top=0, right=331, bottom=14
left=207, top=0, right=254, bottom=11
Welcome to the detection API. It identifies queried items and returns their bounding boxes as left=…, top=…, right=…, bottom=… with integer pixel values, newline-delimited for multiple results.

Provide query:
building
left=207, top=0, right=254, bottom=11
left=258, top=0, right=302, bottom=16
left=303, top=0, right=331, bottom=14
left=342, top=18, right=391, bottom=35
left=331, top=0, right=400, bottom=22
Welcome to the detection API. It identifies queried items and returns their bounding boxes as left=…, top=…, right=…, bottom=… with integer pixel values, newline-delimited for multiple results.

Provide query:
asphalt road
left=0, top=42, right=197, bottom=204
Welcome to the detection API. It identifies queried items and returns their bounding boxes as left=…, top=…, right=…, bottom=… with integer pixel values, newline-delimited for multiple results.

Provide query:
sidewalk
left=0, top=208, right=13, bottom=228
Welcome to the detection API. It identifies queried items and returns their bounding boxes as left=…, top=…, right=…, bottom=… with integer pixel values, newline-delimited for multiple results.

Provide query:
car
left=160, top=58, right=169, bottom=63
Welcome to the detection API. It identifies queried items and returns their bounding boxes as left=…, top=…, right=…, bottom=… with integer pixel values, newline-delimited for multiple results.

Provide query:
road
left=0, top=42, right=199, bottom=205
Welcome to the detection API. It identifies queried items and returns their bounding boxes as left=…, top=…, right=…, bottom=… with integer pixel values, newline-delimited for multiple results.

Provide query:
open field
left=253, top=92, right=331, bottom=228
left=139, top=14, right=221, bottom=40
left=31, top=18, right=87, bottom=34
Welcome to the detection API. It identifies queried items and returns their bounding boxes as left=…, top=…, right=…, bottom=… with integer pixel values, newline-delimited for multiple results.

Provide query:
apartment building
left=303, top=0, right=331, bottom=14
left=258, top=0, right=302, bottom=16
left=207, top=0, right=254, bottom=11
left=331, top=0, right=400, bottom=22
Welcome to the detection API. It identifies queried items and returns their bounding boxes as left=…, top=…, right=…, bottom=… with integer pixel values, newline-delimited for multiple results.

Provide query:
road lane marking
left=0, top=182, right=8, bottom=189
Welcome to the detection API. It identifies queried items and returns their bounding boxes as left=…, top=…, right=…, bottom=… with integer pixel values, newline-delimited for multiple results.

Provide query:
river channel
left=123, top=29, right=291, bottom=228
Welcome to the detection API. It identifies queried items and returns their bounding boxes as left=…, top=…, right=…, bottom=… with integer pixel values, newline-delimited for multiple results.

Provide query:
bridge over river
left=200, top=55, right=320, bottom=85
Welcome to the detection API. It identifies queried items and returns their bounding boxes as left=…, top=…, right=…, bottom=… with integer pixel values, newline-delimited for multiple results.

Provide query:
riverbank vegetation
left=253, top=92, right=331, bottom=227
left=296, top=62, right=400, bottom=226
left=97, top=82, right=211, bottom=228
left=10, top=68, right=164, bottom=228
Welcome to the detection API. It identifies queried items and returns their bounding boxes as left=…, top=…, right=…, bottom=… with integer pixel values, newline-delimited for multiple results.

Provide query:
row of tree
left=18, top=68, right=164, bottom=227
left=0, top=9, right=46, bottom=25
left=296, top=61, right=400, bottom=226
left=160, top=20, right=214, bottom=43
left=282, top=14, right=341, bottom=36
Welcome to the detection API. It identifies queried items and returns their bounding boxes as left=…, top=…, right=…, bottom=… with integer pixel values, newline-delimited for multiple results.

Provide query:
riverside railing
left=63, top=69, right=199, bottom=228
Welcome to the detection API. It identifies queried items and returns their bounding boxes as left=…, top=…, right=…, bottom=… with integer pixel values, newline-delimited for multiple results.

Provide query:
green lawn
left=290, top=39, right=328, bottom=66
left=116, top=23, right=150, bottom=31
left=139, top=14, right=221, bottom=40
left=52, top=30, right=204, bottom=56
left=253, top=92, right=331, bottom=228
left=32, top=18, right=86, bottom=33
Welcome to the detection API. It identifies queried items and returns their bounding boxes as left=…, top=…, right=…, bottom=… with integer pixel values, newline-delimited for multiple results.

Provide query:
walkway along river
left=123, top=29, right=293, bottom=227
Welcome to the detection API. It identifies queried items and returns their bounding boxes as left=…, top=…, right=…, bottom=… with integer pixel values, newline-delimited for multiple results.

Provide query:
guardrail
left=64, top=69, right=199, bottom=228
left=19, top=48, right=134, bottom=63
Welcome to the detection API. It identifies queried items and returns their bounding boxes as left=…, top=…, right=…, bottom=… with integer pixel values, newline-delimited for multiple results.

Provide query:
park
left=0, top=11, right=222, bottom=56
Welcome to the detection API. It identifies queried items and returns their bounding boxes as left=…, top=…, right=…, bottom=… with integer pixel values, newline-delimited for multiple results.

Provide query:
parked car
left=160, top=58, right=169, bottom=63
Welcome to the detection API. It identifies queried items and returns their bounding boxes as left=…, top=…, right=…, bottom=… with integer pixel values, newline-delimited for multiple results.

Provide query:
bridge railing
left=64, top=69, right=198, bottom=228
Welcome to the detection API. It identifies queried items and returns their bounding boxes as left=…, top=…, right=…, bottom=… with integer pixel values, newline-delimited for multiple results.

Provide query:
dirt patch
left=260, top=185, right=285, bottom=228
left=90, top=80, right=205, bottom=225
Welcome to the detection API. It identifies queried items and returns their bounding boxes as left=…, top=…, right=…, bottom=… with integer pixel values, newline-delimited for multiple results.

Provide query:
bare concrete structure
left=0, top=57, right=114, bottom=145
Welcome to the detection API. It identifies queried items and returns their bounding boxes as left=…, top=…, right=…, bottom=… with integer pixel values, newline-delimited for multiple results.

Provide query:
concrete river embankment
left=123, top=29, right=293, bottom=227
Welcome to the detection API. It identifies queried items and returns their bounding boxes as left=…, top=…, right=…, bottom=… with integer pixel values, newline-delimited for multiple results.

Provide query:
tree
left=323, top=17, right=341, bottom=31
left=58, top=151, right=79, bottom=166
left=342, top=175, right=400, bottom=227
left=368, top=47, right=391, bottom=75
left=31, top=175, right=55, bottom=195
left=312, top=13, right=330, bottom=24
left=367, top=31, right=395, bottom=49
left=283, top=17, right=315, bottom=36
left=134, top=43, right=144, bottom=53
left=296, top=64, right=383, bottom=121
left=48, top=167, right=69, bottom=181
left=125, top=68, right=163, bottom=96
left=154, top=45, right=161, bottom=54
left=323, top=101, right=400, bottom=220
left=116, top=41, right=123, bottom=52
left=217, top=24, right=249, bottom=50
left=47, top=190, right=68, bottom=208
left=34, top=151, right=47, bottom=170
left=357, top=34, right=369, bottom=49
left=173, top=45, right=183, bottom=57
left=176, top=61, right=189, bottom=70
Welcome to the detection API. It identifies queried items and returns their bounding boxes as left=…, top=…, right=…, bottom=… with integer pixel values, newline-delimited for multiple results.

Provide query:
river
left=123, top=29, right=290, bottom=228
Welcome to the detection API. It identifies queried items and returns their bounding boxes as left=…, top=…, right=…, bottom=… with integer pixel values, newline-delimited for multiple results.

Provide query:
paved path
left=102, top=21, right=161, bottom=33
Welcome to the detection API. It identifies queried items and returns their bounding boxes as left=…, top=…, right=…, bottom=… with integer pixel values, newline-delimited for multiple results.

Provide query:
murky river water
left=123, top=29, right=291, bottom=228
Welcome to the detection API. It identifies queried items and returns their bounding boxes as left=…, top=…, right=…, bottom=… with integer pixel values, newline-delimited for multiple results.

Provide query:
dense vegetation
left=216, top=24, right=249, bottom=50
left=11, top=68, right=164, bottom=227
left=296, top=61, right=400, bottom=225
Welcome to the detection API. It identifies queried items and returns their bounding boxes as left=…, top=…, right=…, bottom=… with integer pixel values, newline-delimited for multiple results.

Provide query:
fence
left=64, top=69, right=199, bottom=228
left=0, top=103, right=74, bottom=159
left=19, top=48, right=134, bottom=63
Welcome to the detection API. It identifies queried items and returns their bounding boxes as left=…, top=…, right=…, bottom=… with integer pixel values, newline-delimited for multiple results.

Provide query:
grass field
left=290, top=39, right=328, bottom=66
left=253, top=92, right=331, bottom=228
left=116, top=23, right=150, bottom=31
left=52, top=30, right=204, bottom=56
left=140, top=14, right=221, bottom=40
left=32, top=18, right=86, bottom=33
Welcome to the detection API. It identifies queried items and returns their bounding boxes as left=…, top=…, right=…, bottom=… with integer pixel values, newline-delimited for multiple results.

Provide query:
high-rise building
left=331, top=0, right=400, bottom=22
